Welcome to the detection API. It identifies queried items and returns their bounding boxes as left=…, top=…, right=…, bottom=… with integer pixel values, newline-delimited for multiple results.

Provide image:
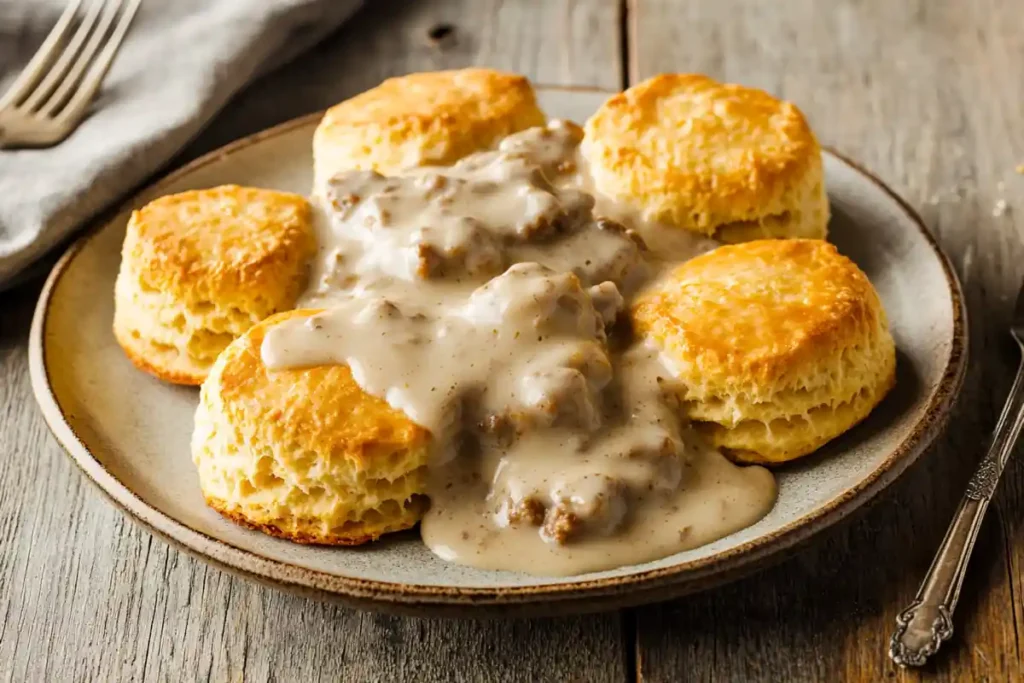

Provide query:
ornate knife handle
left=890, top=348, right=1024, bottom=667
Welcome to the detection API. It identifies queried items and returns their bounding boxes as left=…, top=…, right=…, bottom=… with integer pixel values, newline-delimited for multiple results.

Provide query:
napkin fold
left=0, top=0, right=362, bottom=287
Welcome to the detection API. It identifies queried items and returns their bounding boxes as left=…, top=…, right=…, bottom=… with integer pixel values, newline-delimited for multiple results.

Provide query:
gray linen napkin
left=0, top=0, right=362, bottom=287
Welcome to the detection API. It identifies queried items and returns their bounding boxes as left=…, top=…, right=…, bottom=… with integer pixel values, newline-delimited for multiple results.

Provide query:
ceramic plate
left=29, top=88, right=967, bottom=616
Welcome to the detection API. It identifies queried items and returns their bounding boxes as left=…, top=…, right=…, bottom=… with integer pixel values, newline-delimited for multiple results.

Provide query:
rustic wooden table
left=2, top=1, right=1023, bottom=680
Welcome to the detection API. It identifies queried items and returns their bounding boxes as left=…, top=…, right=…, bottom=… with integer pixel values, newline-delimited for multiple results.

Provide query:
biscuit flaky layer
left=633, top=239, right=896, bottom=463
left=192, top=310, right=431, bottom=545
left=113, top=185, right=315, bottom=385
left=312, top=68, right=546, bottom=192
left=583, top=74, right=828, bottom=240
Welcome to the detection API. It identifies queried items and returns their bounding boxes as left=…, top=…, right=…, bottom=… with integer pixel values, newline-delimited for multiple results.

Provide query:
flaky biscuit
left=192, top=309, right=431, bottom=545
left=583, top=74, right=828, bottom=242
left=633, top=239, right=895, bottom=463
left=312, top=68, right=546, bottom=192
left=113, top=185, right=315, bottom=385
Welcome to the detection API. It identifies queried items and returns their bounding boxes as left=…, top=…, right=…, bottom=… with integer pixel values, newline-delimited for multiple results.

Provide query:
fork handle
left=890, top=344, right=1024, bottom=667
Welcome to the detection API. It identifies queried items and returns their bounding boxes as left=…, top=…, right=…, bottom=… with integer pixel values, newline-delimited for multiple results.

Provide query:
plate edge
left=26, top=88, right=970, bottom=611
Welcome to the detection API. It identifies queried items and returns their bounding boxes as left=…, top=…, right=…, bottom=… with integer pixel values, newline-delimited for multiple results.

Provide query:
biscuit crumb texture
left=192, top=310, right=431, bottom=544
left=633, top=239, right=895, bottom=463
left=312, top=68, right=546, bottom=193
left=113, top=185, right=315, bottom=385
left=583, top=74, right=828, bottom=241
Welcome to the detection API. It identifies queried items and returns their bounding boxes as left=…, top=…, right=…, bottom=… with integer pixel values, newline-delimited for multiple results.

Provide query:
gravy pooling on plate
left=259, top=120, right=777, bottom=576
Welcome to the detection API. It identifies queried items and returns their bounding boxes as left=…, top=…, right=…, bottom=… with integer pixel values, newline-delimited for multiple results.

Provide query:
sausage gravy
left=260, top=121, right=777, bottom=576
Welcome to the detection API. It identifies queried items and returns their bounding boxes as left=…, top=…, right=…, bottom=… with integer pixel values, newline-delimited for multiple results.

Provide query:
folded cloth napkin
left=0, top=0, right=362, bottom=288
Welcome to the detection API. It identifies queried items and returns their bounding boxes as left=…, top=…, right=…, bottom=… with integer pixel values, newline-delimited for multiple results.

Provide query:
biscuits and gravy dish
left=312, top=69, right=546, bottom=195
left=112, top=69, right=896, bottom=576
left=633, top=239, right=895, bottom=465
left=113, top=186, right=315, bottom=385
left=583, top=74, right=829, bottom=243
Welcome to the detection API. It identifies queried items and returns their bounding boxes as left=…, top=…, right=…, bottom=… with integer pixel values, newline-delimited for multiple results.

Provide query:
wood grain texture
left=629, top=0, right=1024, bottom=680
left=0, top=2, right=627, bottom=682
left=6, top=0, right=1024, bottom=680
left=186, top=0, right=623, bottom=155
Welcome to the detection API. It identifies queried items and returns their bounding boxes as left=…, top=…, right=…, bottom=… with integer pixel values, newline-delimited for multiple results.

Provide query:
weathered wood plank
left=0, top=2, right=628, bottom=682
left=629, top=0, right=1024, bottom=680
left=188, top=0, right=623, bottom=155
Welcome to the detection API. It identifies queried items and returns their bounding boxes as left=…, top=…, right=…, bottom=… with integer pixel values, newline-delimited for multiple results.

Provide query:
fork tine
left=38, top=0, right=125, bottom=118
left=20, top=0, right=107, bottom=113
left=55, top=0, right=140, bottom=126
left=0, top=0, right=83, bottom=110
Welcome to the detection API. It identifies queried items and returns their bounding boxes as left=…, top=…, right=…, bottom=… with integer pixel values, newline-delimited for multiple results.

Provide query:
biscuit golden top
left=633, top=239, right=886, bottom=390
left=211, top=309, right=431, bottom=469
left=583, top=74, right=821, bottom=233
left=122, top=185, right=314, bottom=303
left=313, top=68, right=546, bottom=179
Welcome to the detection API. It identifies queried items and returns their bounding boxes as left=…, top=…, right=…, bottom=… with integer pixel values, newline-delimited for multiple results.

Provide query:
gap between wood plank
left=621, top=609, right=640, bottom=683
left=617, top=4, right=642, bottom=680
left=619, top=0, right=632, bottom=91
left=997, top=501, right=1023, bottom=664
left=625, top=0, right=640, bottom=86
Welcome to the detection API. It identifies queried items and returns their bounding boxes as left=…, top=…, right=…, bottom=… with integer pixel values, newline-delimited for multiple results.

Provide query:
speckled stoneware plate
left=29, top=87, right=967, bottom=617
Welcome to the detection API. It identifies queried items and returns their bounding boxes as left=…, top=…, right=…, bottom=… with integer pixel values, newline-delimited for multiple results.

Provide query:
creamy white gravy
left=261, top=121, right=777, bottom=576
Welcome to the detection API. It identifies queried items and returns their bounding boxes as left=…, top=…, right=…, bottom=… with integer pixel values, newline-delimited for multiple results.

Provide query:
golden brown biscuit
left=113, top=185, right=315, bottom=385
left=633, top=239, right=895, bottom=463
left=312, top=68, right=546, bottom=192
left=191, top=309, right=430, bottom=545
left=582, top=74, right=828, bottom=242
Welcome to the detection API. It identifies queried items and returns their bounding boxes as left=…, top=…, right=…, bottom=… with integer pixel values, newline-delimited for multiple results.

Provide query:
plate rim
left=27, top=95, right=969, bottom=613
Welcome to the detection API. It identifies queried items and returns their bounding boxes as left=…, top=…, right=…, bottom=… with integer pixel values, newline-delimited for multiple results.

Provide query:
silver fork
left=890, top=280, right=1024, bottom=666
left=0, top=0, right=141, bottom=148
